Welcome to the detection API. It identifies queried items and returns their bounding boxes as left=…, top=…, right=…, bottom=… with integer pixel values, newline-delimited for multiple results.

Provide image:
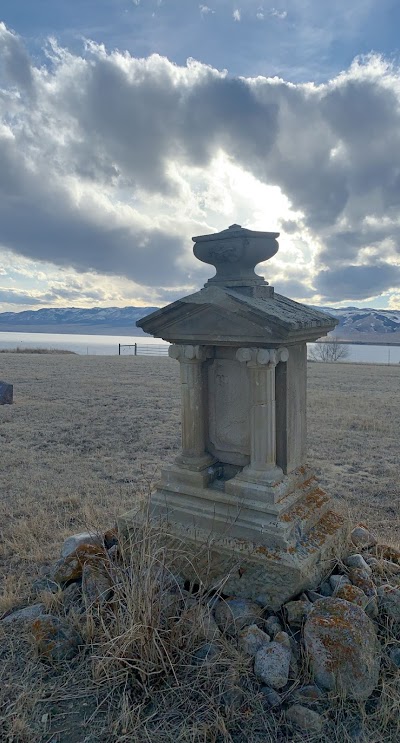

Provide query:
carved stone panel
left=207, top=358, right=250, bottom=465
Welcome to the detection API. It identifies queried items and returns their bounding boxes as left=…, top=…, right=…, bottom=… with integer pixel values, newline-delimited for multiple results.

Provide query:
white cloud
left=1, top=25, right=400, bottom=307
left=233, top=9, right=241, bottom=21
left=199, top=4, right=215, bottom=15
left=270, top=8, right=287, bottom=20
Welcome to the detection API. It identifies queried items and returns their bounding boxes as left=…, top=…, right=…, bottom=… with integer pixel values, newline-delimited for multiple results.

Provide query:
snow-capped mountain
left=0, top=305, right=399, bottom=341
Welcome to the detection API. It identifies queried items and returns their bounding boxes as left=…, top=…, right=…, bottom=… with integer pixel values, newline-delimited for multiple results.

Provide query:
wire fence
left=118, top=343, right=170, bottom=356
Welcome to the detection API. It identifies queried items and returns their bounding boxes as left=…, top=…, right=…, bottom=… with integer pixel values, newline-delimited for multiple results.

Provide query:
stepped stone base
left=119, top=466, right=348, bottom=609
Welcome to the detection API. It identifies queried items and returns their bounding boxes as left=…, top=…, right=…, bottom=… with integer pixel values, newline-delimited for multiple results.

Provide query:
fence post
left=134, top=343, right=137, bottom=356
left=118, top=343, right=121, bottom=356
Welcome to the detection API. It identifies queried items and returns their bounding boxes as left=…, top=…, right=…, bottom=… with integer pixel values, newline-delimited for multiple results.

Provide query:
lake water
left=0, top=331, right=400, bottom=364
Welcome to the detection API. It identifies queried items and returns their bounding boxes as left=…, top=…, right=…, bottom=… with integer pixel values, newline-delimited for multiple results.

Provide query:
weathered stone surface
left=286, top=704, right=324, bottom=734
left=307, top=590, right=325, bottom=602
left=82, top=562, right=112, bottom=607
left=32, top=614, right=83, bottom=661
left=335, top=584, right=369, bottom=610
left=104, top=528, right=118, bottom=550
left=291, top=684, right=325, bottom=706
left=344, top=554, right=372, bottom=574
left=254, top=641, right=291, bottom=689
left=319, top=580, right=333, bottom=597
left=192, top=642, right=220, bottom=665
left=238, top=624, right=270, bottom=655
left=274, top=630, right=291, bottom=649
left=351, top=526, right=377, bottom=549
left=265, top=615, right=282, bottom=637
left=0, top=381, right=13, bottom=404
left=62, top=583, right=83, bottom=614
left=1, top=603, right=45, bottom=624
left=53, top=543, right=108, bottom=585
left=330, top=574, right=351, bottom=592
left=284, top=599, right=312, bottom=628
left=377, top=584, right=400, bottom=624
left=61, top=532, right=102, bottom=558
left=388, top=646, right=400, bottom=668
left=214, top=598, right=263, bottom=635
left=260, top=686, right=282, bottom=707
left=348, top=568, right=377, bottom=597
left=304, top=598, right=381, bottom=700
left=32, top=578, right=60, bottom=595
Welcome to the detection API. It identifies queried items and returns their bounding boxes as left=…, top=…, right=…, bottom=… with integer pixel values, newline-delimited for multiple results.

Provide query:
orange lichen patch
left=348, top=568, right=376, bottom=597
left=279, top=487, right=329, bottom=523
left=254, top=545, right=282, bottom=561
left=335, top=584, right=367, bottom=608
left=302, top=511, right=345, bottom=550
left=54, top=543, right=108, bottom=585
left=32, top=615, right=83, bottom=661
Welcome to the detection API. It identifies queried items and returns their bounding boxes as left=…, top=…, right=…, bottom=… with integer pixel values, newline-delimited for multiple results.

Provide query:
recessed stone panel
left=208, top=358, right=250, bottom=464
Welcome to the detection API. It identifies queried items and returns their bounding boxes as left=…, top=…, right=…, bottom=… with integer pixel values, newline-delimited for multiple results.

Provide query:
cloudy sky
left=1, top=0, right=400, bottom=312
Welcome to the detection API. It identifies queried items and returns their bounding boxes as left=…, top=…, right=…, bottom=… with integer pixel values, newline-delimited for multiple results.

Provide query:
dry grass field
left=0, top=354, right=399, bottom=742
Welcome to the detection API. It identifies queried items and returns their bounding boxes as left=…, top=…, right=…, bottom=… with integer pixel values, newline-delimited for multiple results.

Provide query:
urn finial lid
left=192, top=224, right=279, bottom=288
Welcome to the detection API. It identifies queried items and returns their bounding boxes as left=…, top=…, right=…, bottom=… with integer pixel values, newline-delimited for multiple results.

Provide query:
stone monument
left=121, top=225, right=347, bottom=607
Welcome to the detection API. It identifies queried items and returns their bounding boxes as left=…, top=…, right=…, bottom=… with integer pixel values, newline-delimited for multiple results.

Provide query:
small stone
left=254, top=641, right=291, bottom=689
left=388, top=646, right=400, bottom=668
left=0, top=381, right=13, bottom=404
left=260, top=686, right=282, bottom=708
left=274, top=631, right=291, bottom=649
left=351, top=525, right=377, bottom=550
left=286, top=704, right=324, bottom=734
left=62, top=583, right=83, bottom=614
left=104, top=528, right=118, bottom=550
left=291, top=684, right=325, bottom=706
left=32, top=578, right=60, bottom=596
left=82, top=562, right=113, bottom=607
left=344, top=554, right=372, bottom=574
left=377, top=584, right=400, bottom=624
left=31, top=614, right=83, bottom=661
left=284, top=599, right=312, bottom=628
left=319, top=581, right=333, bottom=597
left=61, top=532, right=103, bottom=559
left=381, top=560, right=400, bottom=576
left=364, top=595, right=379, bottom=620
left=53, top=543, right=108, bottom=585
left=330, top=574, right=351, bottom=592
left=1, top=603, right=45, bottom=624
left=214, top=598, right=263, bottom=636
left=265, top=615, right=283, bottom=637
left=304, top=598, right=381, bottom=700
left=238, top=624, right=270, bottom=655
left=192, top=642, right=220, bottom=665
left=307, top=590, right=325, bottom=602
left=348, top=568, right=377, bottom=597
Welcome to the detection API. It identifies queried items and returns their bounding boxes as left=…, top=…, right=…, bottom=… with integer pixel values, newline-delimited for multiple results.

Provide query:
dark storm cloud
left=1, top=25, right=400, bottom=301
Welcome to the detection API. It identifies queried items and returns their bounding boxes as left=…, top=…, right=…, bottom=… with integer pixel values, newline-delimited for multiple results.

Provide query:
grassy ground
left=0, top=355, right=399, bottom=742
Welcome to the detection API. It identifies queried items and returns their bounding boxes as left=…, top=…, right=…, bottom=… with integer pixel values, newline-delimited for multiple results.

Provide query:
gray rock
left=260, top=686, right=282, bottom=708
left=32, top=578, right=60, bottom=595
left=329, top=574, right=351, bottom=592
left=334, top=584, right=370, bottom=609
left=364, top=595, right=379, bottom=620
left=254, top=641, right=291, bottom=689
left=377, top=584, right=400, bottom=624
left=388, top=646, right=400, bottom=668
left=0, top=381, right=13, bottom=404
left=307, top=590, right=325, bottom=602
left=304, top=598, right=381, bottom=700
left=284, top=599, right=312, bottom=628
left=31, top=614, right=83, bottom=661
left=291, top=684, right=325, bottom=706
left=344, top=554, right=372, bottom=574
left=1, top=603, right=45, bottom=624
left=82, top=562, right=112, bottom=607
left=351, top=526, right=377, bottom=549
left=286, top=704, right=324, bottom=734
left=274, top=630, right=291, bottom=649
left=238, top=624, right=270, bottom=655
left=348, top=568, right=377, bottom=597
left=214, top=598, right=263, bottom=636
left=319, top=580, right=333, bottom=597
left=61, top=532, right=102, bottom=558
left=192, top=642, right=220, bottom=665
left=62, top=582, right=84, bottom=614
left=265, top=615, right=283, bottom=637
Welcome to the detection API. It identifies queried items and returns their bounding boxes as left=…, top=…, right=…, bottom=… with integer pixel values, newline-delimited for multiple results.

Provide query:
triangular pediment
left=155, top=303, right=275, bottom=343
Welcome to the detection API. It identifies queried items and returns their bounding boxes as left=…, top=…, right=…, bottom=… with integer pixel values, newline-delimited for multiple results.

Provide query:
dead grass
left=0, top=355, right=399, bottom=741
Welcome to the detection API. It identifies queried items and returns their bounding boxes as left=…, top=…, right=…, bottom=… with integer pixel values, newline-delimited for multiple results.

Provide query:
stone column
left=236, top=347, right=289, bottom=481
left=169, top=344, right=215, bottom=471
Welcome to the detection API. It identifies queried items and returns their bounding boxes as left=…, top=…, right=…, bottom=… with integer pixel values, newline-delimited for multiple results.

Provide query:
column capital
left=236, top=347, right=289, bottom=367
left=169, top=344, right=213, bottom=362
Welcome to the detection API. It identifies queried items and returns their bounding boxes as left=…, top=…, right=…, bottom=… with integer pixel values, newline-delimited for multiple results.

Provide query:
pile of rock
left=1, top=523, right=399, bottom=736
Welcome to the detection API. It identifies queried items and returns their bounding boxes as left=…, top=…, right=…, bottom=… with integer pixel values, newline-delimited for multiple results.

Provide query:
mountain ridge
left=0, top=305, right=399, bottom=341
